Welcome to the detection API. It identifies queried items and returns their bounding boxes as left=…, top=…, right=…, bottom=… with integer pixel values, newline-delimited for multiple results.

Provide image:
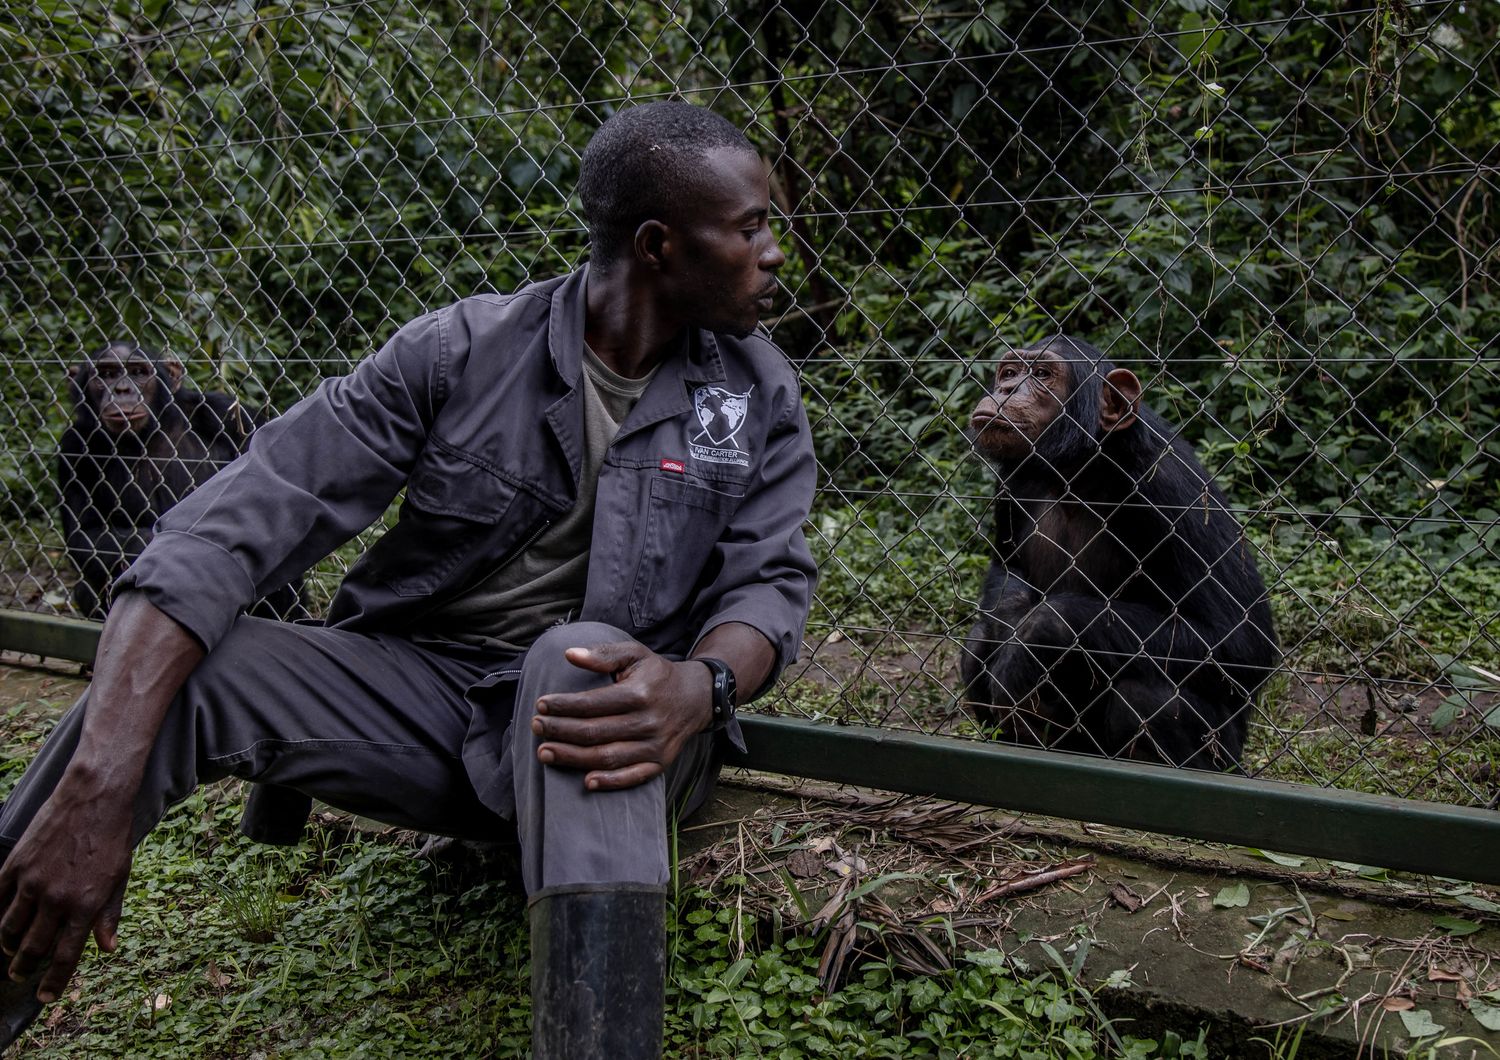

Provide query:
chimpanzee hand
left=530, top=642, right=714, bottom=792
left=0, top=782, right=134, bottom=1002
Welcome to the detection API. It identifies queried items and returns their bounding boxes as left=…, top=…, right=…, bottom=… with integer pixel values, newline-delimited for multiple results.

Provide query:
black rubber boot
left=528, top=883, right=666, bottom=1060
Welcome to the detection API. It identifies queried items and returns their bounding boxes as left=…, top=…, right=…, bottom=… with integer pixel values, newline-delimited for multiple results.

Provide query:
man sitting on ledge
left=0, top=101, right=816, bottom=1057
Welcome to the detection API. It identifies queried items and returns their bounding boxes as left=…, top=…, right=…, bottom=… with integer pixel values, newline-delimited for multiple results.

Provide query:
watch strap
left=694, top=657, right=737, bottom=732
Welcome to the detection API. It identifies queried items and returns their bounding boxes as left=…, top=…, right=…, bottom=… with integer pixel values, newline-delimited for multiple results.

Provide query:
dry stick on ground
left=975, top=857, right=1095, bottom=903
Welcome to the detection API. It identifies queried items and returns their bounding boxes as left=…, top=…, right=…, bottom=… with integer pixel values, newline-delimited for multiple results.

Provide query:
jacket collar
left=547, top=264, right=730, bottom=440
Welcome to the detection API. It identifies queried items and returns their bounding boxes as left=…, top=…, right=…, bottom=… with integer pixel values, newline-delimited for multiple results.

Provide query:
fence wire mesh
left=1, top=2, right=1497, bottom=812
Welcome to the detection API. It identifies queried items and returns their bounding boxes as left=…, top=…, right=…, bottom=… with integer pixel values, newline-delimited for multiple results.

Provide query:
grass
left=0, top=792, right=1226, bottom=1059
left=0, top=698, right=1242, bottom=1059
left=8, top=787, right=536, bottom=1057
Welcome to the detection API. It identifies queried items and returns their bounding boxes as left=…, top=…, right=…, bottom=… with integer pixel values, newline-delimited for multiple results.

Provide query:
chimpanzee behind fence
left=59, top=340, right=305, bottom=621
left=960, top=335, right=1279, bottom=770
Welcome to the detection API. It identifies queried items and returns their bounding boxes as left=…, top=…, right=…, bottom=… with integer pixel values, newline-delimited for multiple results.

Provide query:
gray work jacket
left=120, top=267, right=818, bottom=698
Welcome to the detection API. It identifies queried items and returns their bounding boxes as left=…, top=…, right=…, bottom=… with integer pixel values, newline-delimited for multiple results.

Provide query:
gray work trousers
left=0, top=618, right=718, bottom=894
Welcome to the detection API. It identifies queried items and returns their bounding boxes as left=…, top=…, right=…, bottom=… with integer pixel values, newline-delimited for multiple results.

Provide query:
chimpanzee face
left=667, top=146, right=787, bottom=339
left=969, top=348, right=1075, bottom=460
left=87, top=348, right=164, bottom=435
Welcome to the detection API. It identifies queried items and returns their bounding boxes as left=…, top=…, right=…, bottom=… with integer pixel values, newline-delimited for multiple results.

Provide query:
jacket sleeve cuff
left=113, top=531, right=258, bottom=652
left=693, top=603, right=801, bottom=702
left=719, top=714, right=748, bottom=755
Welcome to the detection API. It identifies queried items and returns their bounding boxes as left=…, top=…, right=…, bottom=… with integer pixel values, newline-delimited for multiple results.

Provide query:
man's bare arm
left=530, top=621, right=774, bottom=791
left=0, top=590, right=203, bottom=1000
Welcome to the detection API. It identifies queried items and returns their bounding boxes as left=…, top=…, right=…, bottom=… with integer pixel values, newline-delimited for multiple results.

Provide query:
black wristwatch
left=695, top=657, right=738, bottom=733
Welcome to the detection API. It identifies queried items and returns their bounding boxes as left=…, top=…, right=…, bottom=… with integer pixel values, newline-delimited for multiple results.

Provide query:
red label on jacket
left=660, top=459, right=686, bottom=474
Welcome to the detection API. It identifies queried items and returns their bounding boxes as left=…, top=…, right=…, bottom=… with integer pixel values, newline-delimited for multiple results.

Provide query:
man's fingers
left=561, top=641, right=648, bottom=676
left=0, top=891, right=36, bottom=959
left=93, top=878, right=126, bottom=953
left=37, top=920, right=90, bottom=1002
left=532, top=708, right=653, bottom=747
left=536, top=738, right=657, bottom=775
left=536, top=681, right=643, bottom=721
left=584, top=762, right=664, bottom=792
left=6, top=905, right=60, bottom=981
left=541, top=643, right=667, bottom=719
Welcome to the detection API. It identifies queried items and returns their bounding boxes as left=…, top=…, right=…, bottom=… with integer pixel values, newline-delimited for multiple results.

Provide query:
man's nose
left=761, top=237, right=787, bottom=270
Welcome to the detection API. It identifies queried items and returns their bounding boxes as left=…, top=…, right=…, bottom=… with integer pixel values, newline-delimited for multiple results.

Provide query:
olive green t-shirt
left=418, top=347, right=656, bottom=654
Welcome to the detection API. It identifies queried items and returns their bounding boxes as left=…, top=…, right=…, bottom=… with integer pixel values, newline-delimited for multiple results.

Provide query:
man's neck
left=583, top=265, right=688, bottom=379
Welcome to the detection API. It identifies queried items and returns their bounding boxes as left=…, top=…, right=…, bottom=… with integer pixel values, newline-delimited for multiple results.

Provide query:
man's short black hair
left=578, top=101, right=757, bottom=269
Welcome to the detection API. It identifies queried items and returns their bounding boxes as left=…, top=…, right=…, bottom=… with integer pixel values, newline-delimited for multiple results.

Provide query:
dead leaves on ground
left=680, top=792, right=1096, bottom=989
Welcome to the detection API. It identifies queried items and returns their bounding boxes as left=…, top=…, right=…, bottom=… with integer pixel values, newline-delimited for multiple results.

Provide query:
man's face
left=669, top=146, right=786, bottom=338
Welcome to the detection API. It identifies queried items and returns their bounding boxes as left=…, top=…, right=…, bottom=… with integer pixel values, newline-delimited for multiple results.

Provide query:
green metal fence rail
left=7, top=607, right=1498, bottom=885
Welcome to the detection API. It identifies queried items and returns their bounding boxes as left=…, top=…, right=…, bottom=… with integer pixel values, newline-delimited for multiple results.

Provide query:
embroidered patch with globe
left=689, top=384, right=754, bottom=466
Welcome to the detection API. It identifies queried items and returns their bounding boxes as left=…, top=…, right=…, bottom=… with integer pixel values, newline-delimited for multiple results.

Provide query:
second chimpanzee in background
left=59, top=340, right=304, bottom=621
left=961, top=335, right=1278, bottom=770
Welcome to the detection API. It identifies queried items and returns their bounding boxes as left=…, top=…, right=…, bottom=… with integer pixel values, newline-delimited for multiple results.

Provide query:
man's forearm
left=66, top=590, right=205, bottom=796
left=690, top=621, right=775, bottom=710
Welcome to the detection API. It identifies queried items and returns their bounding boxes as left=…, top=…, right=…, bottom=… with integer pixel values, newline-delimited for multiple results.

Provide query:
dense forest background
left=0, top=2, right=1496, bottom=778
left=3, top=9, right=1500, bottom=1053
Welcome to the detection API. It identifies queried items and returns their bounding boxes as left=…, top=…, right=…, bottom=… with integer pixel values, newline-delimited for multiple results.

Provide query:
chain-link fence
left=1, top=3, right=1496, bottom=820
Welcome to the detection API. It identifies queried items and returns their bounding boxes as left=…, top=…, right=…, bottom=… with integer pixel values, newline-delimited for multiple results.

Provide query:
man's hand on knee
left=531, top=641, right=712, bottom=792
left=0, top=789, right=133, bottom=1002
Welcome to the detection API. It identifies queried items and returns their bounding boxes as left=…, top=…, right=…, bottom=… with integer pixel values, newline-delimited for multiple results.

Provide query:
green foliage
left=0, top=784, right=1218, bottom=1057
left=0, top=699, right=1216, bottom=1058
left=665, top=888, right=1212, bottom=1058
left=4, top=0, right=1496, bottom=557
left=1261, top=527, right=1500, bottom=680
left=3, top=791, right=535, bottom=1056
left=2, top=1, right=1497, bottom=782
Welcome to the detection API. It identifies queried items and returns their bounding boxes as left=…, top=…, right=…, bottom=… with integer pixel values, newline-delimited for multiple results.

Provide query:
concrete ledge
left=692, top=776, right=1500, bottom=1059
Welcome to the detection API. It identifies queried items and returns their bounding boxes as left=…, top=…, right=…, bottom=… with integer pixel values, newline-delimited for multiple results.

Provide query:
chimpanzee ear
left=1099, top=367, right=1141, bottom=433
left=161, top=355, right=186, bottom=389
left=67, top=364, right=79, bottom=380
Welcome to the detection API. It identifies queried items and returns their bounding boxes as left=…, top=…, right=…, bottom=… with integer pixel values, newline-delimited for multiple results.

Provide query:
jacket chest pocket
left=369, top=448, right=525, bottom=598
left=629, top=475, right=742, bottom=629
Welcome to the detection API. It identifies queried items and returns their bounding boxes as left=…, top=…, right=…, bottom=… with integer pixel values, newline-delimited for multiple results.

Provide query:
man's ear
left=633, top=220, right=670, bottom=270
left=161, top=355, right=186, bottom=391
left=1099, top=367, right=1141, bottom=433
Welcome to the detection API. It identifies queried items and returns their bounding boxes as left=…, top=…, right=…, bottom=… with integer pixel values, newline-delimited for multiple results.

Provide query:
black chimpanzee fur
left=961, top=335, right=1279, bottom=770
left=59, top=340, right=304, bottom=621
